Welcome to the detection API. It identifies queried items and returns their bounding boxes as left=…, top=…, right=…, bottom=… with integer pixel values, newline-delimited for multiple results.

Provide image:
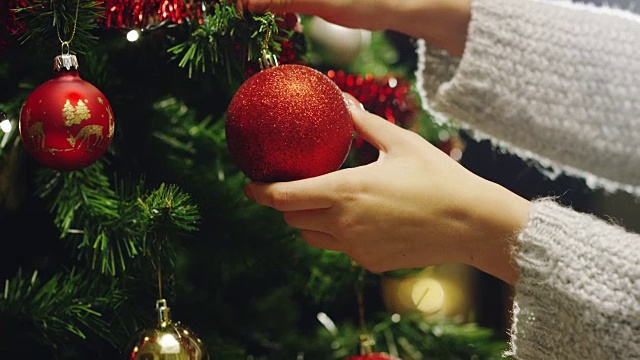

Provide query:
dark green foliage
left=33, top=162, right=200, bottom=275
left=0, top=269, right=123, bottom=352
left=167, top=5, right=287, bottom=81
left=12, top=0, right=102, bottom=54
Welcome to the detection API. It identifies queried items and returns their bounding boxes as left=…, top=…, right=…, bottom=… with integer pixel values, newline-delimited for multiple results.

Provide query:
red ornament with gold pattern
left=19, top=53, right=115, bottom=171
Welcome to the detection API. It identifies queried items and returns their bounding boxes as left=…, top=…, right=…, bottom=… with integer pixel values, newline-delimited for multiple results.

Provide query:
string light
left=126, top=29, right=140, bottom=42
left=0, top=113, right=14, bottom=149
left=0, top=118, right=12, bottom=133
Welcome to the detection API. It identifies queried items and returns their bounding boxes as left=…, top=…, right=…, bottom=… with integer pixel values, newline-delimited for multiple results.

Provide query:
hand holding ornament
left=244, top=95, right=531, bottom=285
left=237, top=1, right=640, bottom=358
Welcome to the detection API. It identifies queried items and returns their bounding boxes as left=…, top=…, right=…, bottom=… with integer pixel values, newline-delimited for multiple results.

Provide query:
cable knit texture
left=414, top=0, right=640, bottom=358
left=511, top=199, right=640, bottom=359
left=416, top=0, right=640, bottom=194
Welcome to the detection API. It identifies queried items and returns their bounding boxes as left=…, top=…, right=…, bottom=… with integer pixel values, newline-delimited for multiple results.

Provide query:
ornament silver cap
left=54, top=54, right=79, bottom=72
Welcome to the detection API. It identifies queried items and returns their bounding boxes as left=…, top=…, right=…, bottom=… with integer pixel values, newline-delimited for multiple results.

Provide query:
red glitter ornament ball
left=225, top=64, right=353, bottom=182
left=19, top=54, right=115, bottom=171
left=346, top=353, right=402, bottom=360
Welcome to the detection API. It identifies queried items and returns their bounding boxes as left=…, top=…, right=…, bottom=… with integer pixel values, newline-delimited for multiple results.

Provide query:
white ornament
left=306, top=16, right=372, bottom=66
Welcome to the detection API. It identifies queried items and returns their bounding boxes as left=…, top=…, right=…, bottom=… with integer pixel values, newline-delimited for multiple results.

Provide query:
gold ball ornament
left=128, top=300, right=209, bottom=360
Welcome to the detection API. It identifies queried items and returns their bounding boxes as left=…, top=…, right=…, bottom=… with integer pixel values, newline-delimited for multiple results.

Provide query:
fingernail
left=243, top=186, right=255, bottom=200
left=344, top=93, right=365, bottom=112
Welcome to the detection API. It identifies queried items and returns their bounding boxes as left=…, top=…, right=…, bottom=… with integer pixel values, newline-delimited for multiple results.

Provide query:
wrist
left=463, top=179, right=531, bottom=285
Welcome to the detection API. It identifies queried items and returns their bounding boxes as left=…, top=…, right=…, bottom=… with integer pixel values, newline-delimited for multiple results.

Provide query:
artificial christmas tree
left=0, top=1, right=510, bottom=359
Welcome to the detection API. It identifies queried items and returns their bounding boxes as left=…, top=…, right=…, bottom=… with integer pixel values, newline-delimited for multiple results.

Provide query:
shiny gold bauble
left=128, top=321, right=208, bottom=360
left=128, top=299, right=209, bottom=360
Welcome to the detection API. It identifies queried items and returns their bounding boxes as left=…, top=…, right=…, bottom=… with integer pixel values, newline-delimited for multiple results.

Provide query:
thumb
left=344, top=93, right=407, bottom=153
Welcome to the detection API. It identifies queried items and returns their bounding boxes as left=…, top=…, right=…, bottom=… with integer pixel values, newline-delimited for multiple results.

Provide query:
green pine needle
left=167, top=3, right=287, bottom=81
left=317, top=312, right=510, bottom=359
left=0, top=268, right=123, bottom=348
left=12, top=0, right=102, bottom=54
left=137, top=182, right=201, bottom=234
left=35, top=162, right=200, bottom=276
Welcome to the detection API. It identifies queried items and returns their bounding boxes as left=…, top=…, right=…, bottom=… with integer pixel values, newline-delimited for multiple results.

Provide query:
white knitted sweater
left=415, top=0, right=640, bottom=358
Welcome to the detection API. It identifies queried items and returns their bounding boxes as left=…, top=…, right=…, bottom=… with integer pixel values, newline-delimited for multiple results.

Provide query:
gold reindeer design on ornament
left=67, top=124, right=105, bottom=149
left=98, top=96, right=115, bottom=138
left=27, top=121, right=46, bottom=150
left=106, top=105, right=115, bottom=138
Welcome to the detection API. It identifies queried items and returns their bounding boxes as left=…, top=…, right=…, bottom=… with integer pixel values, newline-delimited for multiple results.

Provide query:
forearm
left=240, top=0, right=472, bottom=57
left=384, top=0, right=471, bottom=57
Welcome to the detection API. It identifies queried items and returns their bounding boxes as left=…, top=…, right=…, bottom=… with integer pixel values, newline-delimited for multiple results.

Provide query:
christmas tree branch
left=35, top=162, right=200, bottom=276
left=371, top=313, right=510, bottom=359
left=0, top=268, right=124, bottom=349
left=167, top=3, right=288, bottom=81
left=12, top=0, right=102, bottom=54
left=316, top=312, right=510, bottom=359
left=136, top=182, right=201, bottom=267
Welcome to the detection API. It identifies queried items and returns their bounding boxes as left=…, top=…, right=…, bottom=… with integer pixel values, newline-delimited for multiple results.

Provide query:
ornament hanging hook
left=156, top=252, right=163, bottom=300
left=259, top=14, right=279, bottom=70
left=156, top=298, right=172, bottom=327
left=54, top=0, right=81, bottom=54
left=60, top=41, right=70, bottom=55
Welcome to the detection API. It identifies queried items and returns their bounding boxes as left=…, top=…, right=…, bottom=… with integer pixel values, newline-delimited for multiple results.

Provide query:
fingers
left=344, top=93, right=410, bottom=153
left=299, top=229, right=342, bottom=252
left=244, top=174, right=339, bottom=211
left=242, top=94, right=408, bottom=212
left=282, top=208, right=329, bottom=232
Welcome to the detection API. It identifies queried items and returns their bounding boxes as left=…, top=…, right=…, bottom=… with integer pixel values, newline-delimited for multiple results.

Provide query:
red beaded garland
left=327, top=70, right=420, bottom=166
left=225, top=64, right=353, bottom=182
left=103, top=0, right=203, bottom=29
left=19, top=56, right=115, bottom=171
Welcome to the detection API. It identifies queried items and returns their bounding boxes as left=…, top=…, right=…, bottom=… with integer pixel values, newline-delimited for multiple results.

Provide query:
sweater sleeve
left=508, top=198, right=640, bottom=359
left=415, top=0, right=640, bottom=195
